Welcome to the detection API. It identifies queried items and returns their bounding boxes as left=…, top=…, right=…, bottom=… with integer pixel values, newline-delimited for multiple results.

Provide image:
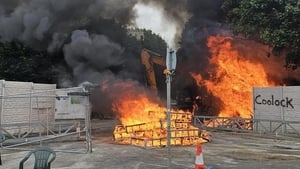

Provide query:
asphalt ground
left=1, top=119, right=300, bottom=169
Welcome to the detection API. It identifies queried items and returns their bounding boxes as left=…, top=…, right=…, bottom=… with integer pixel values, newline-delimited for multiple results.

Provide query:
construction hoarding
left=0, top=80, right=56, bottom=134
left=253, top=86, right=300, bottom=135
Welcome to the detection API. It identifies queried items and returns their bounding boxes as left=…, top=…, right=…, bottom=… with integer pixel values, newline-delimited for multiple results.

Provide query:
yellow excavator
left=140, top=48, right=194, bottom=111
left=140, top=48, right=212, bottom=141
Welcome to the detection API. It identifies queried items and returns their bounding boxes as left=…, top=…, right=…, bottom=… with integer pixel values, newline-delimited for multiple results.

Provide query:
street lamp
left=165, top=48, right=176, bottom=169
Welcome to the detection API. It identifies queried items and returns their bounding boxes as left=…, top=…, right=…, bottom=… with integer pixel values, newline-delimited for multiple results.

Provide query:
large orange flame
left=112, top=95, right=166, bottom=126
left=191, top=36, right=276, bottom=118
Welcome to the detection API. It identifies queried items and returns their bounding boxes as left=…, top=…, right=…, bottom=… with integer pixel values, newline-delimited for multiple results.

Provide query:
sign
left=254, top=94, right=294, bottom=108
left=166, top=48, right=177, bottom=71
left=253, top=86, right=300, bottom=121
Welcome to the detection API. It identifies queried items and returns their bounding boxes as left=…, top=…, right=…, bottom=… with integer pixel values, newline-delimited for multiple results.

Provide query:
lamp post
left=166, top=48, right=176, bottom=169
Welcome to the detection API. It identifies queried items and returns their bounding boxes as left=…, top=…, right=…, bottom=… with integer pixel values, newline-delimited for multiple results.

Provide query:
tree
left=142, top=29, right=167, bottom=56
left=222, top=0, right=300, bottom=69
left=0, top=41, right=59, bottom=83
left=126, top=28, right=167, bottom=56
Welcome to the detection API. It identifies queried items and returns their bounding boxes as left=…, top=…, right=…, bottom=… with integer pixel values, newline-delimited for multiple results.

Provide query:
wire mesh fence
left=0, top=80, right=92, bottom=154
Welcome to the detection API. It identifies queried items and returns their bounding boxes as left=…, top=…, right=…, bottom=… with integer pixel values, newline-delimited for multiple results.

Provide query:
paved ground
left=1, top=120, right=300, bottom=169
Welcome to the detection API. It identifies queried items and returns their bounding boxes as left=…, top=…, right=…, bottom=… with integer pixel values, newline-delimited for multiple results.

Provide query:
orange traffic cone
left=195, top=143, right=205, bottom=169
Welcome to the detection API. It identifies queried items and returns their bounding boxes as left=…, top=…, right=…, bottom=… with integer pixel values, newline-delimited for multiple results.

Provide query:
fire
left=112, top=95, right=166, bottom=126
left=112, top=87, right=210, bottom=147
left=191, top=36, right=275, bottom=118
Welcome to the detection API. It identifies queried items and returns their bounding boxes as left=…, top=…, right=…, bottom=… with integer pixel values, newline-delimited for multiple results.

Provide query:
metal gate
left=0, top=80, right=92, bottom=153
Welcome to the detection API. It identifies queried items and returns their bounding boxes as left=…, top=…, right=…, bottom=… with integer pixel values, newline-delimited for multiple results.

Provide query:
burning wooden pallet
left=113, top=111, right=211, bottom=148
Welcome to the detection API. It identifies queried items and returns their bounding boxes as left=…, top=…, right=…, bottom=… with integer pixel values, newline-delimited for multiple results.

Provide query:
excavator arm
left=140, top=48, right=166, bottom=89
left=140, top=48, right=195, bottom=112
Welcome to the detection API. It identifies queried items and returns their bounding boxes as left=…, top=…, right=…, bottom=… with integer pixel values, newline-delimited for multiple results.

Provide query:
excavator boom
left=140, top=48, right=166, bottom=89
left=141, top=48, right=195, bottom=112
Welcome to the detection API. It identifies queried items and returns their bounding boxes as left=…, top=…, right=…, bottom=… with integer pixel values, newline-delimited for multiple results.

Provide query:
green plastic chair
left=0, top=133, right=5, bottom=143
left=0, top=132, right=5, bottom=165
left=19, top=147, right=56, bottom=169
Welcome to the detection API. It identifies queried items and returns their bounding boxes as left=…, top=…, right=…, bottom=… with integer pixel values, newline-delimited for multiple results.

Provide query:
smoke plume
left=137, top=0, right=190, bottom=48
left=0, top=0, right=189, bottom=85
left=0, top=0, right=137, bottom=49
left=63, top=30, right=124, bottom=84
left=0, top=0, right=191, bottom=116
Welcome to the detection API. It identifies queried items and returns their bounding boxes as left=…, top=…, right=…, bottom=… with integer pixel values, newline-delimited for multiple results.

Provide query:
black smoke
left=176, top=0, right=226, bottom=91
left=178, top=0, right=225, bottom=75
left=0, top=0, right=191, bottom=87
left=63, top=30, right=124, bottom=84
left=171, top=0, right=226, bottom=115
left=0, top=0, right=137, bottom=47
left=0, top=0, right=227, bottom=117
left=0, top=0, right=147, bottom=86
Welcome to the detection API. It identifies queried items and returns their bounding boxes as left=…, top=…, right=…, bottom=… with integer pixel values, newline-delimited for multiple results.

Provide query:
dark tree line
left=222, top=0, right=300, bottom=69
left=0, top=42, right=61, bottom=83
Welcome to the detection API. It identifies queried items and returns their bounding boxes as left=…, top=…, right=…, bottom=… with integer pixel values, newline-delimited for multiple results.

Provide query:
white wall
left=0, top=80, right=56, bottom=133
left=253, top=86, right=300, bottom=134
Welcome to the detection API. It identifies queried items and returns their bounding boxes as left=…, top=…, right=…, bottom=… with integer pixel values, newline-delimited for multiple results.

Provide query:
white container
left=55, top=87, right=88, bottom=120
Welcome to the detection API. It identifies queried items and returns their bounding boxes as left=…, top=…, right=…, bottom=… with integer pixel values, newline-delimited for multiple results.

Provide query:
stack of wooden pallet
left=113, top=111, right=210, bottom=148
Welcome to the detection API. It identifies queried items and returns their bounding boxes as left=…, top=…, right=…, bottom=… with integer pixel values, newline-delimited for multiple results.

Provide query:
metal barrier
left=253, top=119, right=300, bottom=137
left=0, top=88, right=92, bottom=154
left=193, top=116, right=253, bottom=131
left=193, top=116, right=300, bottom=137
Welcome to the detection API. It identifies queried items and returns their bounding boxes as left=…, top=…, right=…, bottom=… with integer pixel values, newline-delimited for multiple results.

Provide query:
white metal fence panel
left=253, top=86, right=300, bottom=135
left=0, top=81, right=92, bottom=153
left=0, top=80, right=56, bottom=134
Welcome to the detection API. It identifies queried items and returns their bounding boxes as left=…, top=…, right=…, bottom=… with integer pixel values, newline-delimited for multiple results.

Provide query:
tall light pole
left=166, top=48, right=176, bottom=169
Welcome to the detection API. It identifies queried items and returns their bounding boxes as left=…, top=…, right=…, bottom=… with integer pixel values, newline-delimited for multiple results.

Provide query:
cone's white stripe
left=195, top=153, right=204, bottom=164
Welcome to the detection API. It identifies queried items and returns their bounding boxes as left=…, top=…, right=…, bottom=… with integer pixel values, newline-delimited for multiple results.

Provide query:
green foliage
left=0, top=41, right=57, bottom=83
left=126, top=28, right=167, bottom=55
left=142, top=29, right=167, bottom=56
left=222, top=0, right=300, bottom=69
